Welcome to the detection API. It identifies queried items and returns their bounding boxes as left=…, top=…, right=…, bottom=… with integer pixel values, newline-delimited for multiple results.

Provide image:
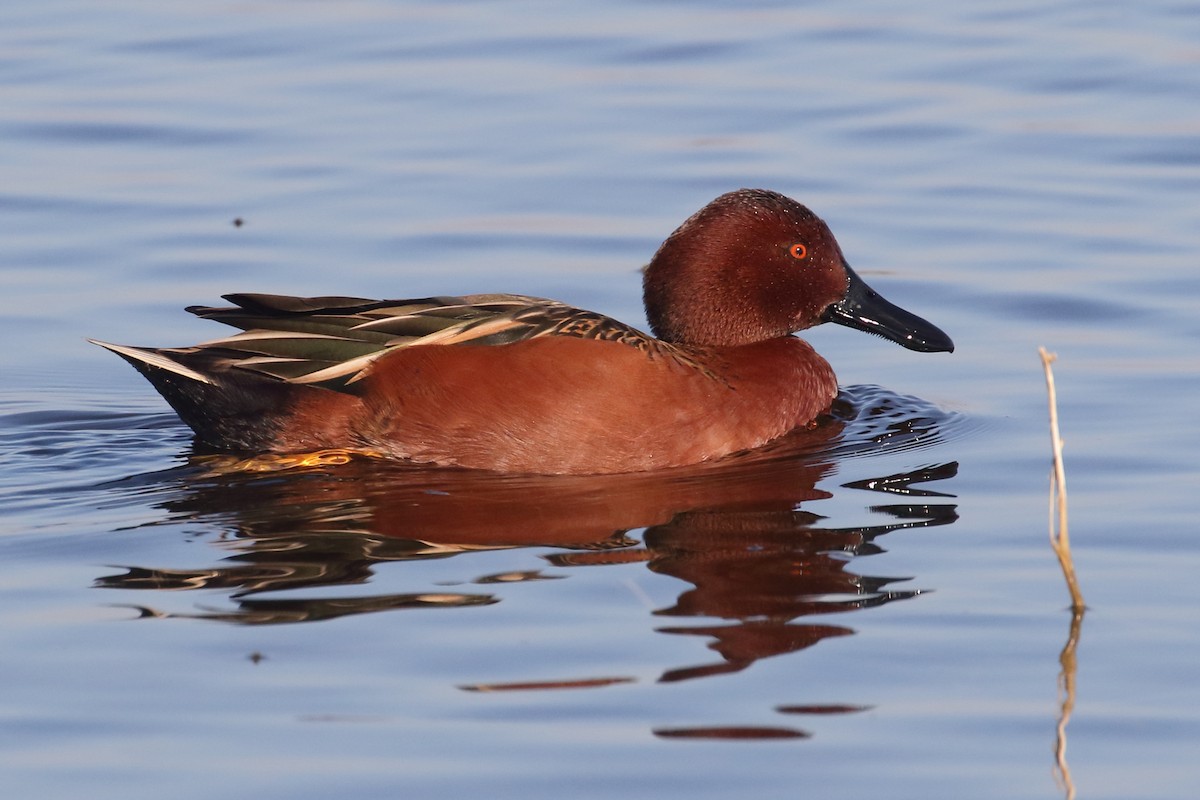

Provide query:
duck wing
left=96, top=293, right=663, bottom=393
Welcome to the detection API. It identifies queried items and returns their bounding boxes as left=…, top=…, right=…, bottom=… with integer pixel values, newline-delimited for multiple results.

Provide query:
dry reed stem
left=1039, top=347, right=1085, bottom=611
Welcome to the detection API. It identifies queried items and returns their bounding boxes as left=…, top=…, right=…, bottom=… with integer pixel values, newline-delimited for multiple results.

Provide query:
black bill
left=822, top=263, right=954, bottom=353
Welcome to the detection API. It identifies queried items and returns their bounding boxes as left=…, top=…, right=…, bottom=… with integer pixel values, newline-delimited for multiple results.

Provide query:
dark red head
left=643, top=189, right=953, bottom=353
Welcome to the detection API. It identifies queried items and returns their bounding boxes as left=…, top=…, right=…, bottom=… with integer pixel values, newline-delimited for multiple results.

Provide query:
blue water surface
left=2, top=1, right=1199, bottom=798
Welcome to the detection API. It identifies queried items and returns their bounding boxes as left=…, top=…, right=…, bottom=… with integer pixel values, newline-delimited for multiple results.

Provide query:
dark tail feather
left=90, top=340, right=291, bottom=450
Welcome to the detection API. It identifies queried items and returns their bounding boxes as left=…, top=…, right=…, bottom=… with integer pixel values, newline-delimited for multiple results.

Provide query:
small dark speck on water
left=248, top=651, right=265, bottom=664
left=232, top=217, right=244, bottom=227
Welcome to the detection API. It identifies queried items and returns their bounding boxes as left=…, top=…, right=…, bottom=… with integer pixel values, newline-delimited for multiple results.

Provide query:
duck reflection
left=97, top=389, right=959, bottom=698
left=541, top=466, right=957, bottom=684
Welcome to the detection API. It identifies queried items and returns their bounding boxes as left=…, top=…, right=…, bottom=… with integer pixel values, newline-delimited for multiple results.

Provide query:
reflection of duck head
left=547, top=483, right=957, bottom=683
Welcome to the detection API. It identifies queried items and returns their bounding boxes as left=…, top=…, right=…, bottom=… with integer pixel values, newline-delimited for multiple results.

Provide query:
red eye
left=789, top=243, right=808, bottom=260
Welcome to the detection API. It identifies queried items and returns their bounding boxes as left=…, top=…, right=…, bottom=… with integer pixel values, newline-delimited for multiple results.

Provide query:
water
left=3, top=1, right=1199, bottom=797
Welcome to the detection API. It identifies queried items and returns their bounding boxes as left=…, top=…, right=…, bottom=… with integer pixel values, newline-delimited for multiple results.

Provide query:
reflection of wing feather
left=170, top=292, right=697, bottom=391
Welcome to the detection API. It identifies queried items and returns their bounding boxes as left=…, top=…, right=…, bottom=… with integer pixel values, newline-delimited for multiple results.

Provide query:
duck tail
left=89, top=339, right=291, bottom=450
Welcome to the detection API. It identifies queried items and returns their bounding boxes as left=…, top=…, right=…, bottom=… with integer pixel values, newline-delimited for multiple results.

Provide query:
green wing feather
left=166, top=292, right=668, bottom=391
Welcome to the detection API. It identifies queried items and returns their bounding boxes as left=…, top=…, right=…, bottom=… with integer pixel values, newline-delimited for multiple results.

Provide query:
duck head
left=643, top=189, right=954, bottom=353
